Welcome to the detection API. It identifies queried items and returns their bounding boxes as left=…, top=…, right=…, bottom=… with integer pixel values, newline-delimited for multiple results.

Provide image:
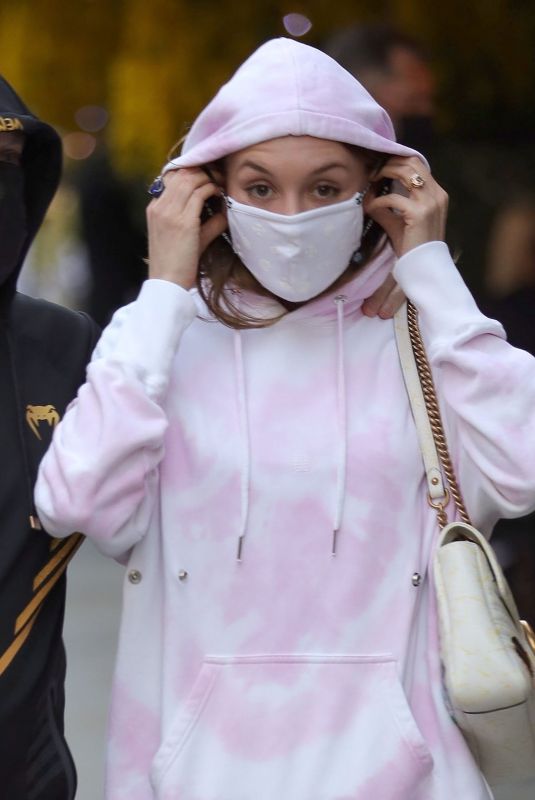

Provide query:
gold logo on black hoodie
left=26, top=404, right=60, bottom=440
left=0, top=116, right=23, bottom=132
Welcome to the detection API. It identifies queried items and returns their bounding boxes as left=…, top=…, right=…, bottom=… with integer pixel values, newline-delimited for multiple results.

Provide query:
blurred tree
left=0, top=0, right=533, bottom=176
left=0, top=0, right=124, bottom=124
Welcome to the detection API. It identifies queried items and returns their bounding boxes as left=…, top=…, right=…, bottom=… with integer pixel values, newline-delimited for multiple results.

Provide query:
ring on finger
left=148, top=175, right=165, bottom=198
left=409, top=173, right=426, bottom=189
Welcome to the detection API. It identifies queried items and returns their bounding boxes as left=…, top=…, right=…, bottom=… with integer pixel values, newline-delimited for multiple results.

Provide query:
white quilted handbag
left=395, top=301, right=535, bottom=788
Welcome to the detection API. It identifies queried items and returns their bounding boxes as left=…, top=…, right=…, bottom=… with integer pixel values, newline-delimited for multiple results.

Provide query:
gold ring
left=409, top=173, right=425, bottom=189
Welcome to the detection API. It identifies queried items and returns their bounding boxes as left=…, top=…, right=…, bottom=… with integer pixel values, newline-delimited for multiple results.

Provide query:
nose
left=276, top=193, right=305, bottom=216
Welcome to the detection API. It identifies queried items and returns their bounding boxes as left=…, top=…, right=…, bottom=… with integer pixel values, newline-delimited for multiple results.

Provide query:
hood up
left=165, top=37, right=428, bottom=171
left=0, top=76, right=62, bottom=303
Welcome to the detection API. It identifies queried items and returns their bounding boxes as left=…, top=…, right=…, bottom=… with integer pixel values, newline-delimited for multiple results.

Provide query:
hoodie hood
left=0, top=76, right=62, bottom=303
left=165, top=37, right=428, bottom=171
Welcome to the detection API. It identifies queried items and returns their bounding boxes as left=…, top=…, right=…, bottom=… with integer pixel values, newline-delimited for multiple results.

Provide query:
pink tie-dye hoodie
left=35, top=38, right=535, bottom=800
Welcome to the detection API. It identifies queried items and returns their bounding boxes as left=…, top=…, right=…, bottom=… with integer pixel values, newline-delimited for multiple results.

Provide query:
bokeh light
left=63, top=132, right=97, bottom=160
left=74, top=105, right=108, bottom=132
left=283, top=13, right=312, bottom=37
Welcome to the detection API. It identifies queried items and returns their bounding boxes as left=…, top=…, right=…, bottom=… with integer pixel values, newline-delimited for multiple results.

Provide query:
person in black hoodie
left=0, top=77, right=99, bottom=798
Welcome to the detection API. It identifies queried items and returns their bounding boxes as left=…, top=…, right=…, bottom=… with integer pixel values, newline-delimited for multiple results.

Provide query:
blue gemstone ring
left=148, top=175, right=165, bottom=198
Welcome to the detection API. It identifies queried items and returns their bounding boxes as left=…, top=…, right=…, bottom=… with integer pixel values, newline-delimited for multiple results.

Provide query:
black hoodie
left=0, top=78, right=99, bottom=798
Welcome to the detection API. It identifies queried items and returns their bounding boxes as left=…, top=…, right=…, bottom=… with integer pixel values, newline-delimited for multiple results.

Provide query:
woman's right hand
left=146, top=167, right=228, bottom=289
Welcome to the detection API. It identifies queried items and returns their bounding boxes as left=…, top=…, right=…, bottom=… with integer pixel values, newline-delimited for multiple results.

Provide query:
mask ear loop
left=352, top=184, right=373, bottom=265
left=219, top=191, right=234, bottom=248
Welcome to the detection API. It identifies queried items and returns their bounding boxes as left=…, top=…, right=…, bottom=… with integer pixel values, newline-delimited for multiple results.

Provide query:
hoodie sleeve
left=35, top=279, right=197, bottom=558
left=393, top=241, right=535, bottom=534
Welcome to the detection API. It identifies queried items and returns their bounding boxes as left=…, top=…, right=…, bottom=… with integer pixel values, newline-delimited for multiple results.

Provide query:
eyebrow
left=237, top=160, right=351, bottom=176
left=310, top=162, right=351, bottom=175
left=237, top=161, right=272, bottom=175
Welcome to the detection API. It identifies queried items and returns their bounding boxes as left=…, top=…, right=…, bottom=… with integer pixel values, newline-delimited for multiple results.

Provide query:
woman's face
left=224, top=136, right=371, bottom=215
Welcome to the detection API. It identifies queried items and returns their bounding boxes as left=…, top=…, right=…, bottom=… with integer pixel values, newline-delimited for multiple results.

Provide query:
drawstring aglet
left=236, top=535, right=244, bottom=562
left=30, top=514, right=42, bottom=530
left=331, top=528, right=339, bottom=557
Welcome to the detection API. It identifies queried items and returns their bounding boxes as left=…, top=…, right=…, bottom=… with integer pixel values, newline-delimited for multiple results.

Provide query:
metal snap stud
left=128, top=569, right=142, bottom=584
left=178, top=570, right=188, bottom=581
left=412, top=572, right=422, bottom=587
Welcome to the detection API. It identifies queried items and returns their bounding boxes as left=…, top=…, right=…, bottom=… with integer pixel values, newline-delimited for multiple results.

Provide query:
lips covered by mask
left=0, top=162, right=27, bottom=286
left=225, top=190, right=367, bottom=301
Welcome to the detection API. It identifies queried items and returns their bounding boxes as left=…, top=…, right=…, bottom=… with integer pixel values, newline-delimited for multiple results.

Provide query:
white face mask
left=225, top=190, right=367, bottom=302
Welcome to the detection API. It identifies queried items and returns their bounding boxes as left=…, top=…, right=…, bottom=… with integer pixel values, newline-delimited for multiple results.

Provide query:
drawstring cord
left=232, top=292, right=349, bottom=561
left=233, top=324, right=251, bottom=562
left=332, top=295, right=348, bottom=556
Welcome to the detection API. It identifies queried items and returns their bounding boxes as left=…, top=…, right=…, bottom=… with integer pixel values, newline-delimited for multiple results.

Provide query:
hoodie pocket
left=150, top=654, right=433, bottom=800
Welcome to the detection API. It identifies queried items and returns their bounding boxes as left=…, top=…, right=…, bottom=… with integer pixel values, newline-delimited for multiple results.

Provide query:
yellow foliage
left=0, top=0, right=533, bottom=177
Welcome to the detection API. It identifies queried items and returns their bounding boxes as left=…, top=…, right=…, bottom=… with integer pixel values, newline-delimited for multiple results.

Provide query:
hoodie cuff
left=392, top=241, right=504, bottom=353
left=110, top=279, right=197, bottom=399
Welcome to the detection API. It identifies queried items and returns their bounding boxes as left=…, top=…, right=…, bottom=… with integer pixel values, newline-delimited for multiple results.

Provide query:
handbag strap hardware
left=427, top=489, right=451, bottom=529
left=394, top=301, right=471, bottom=529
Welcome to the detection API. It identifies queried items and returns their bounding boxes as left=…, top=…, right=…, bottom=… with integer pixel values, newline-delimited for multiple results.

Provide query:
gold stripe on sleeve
left=15, top=535, right=84, bottom=635
left=33, top=534, right=83, bottom=590
left=0, top=613, right=39, bottom=676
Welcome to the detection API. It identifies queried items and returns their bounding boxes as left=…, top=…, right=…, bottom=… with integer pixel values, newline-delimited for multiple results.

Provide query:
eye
left=246, top=183, right=273, bottom=200
left=313, top=184, right=340, bottom=200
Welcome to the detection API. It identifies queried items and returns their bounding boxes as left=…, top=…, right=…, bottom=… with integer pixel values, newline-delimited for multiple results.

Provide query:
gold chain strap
left=406, top=301, right=471, bottom=529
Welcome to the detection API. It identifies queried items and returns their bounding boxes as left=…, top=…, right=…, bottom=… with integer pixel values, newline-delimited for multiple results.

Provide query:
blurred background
left=3, top=0, right=535, bottom=318
left=2, top=1, right=534, bottom=797
left=4, top=0, right=535, bottom=170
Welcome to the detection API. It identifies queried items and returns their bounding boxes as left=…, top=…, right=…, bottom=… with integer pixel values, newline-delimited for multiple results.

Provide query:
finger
left=199, top=213, right=228, bottom=254
left=366, top=193, right=415, bottom=217
left=367, top=182, right=448, bottom=235
left=376, top=283, right=406, bottom=319
left=361, top=273, right=397, bottom=317
left=165, top=168, right=213, bottom=200
left=365, top=194, right=409, bottom=240
left=373, top=161, right=436, bottom=196
left=149, top=168, right=212, bottom=211
left=373, top=155, right=429, bottom=178
left=184, top=181, right=222, bottom=223
left=148, top=179, right=217, bottom=230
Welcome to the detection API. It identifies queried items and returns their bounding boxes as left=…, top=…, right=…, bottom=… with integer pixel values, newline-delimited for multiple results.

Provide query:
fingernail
left=362, top=304, right=376, bottom=317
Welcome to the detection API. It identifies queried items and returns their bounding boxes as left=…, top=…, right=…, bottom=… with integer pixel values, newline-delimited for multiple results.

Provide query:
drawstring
left=233, top=323, right=251, bottom=562
left=231, top=292, right=349, bottom=561
left=332, top=295, right=348, bottom=556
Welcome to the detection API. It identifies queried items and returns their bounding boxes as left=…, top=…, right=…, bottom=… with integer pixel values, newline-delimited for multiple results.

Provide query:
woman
left=35, top=38, right=535, bottom=799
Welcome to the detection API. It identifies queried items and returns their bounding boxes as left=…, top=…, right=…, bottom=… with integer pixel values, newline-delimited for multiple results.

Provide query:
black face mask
left=0, top=162, right=27, bottom=286
left=398, top=115, right=436, bottom=154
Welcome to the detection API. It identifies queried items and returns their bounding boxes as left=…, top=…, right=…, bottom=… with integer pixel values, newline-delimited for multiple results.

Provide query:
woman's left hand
left=364, top=156, right=448, bottom=258
left=361, top=273, right=406, bottom=319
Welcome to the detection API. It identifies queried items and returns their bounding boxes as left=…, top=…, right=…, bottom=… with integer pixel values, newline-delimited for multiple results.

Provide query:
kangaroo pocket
left=150, top=654, right=433, bottom=800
